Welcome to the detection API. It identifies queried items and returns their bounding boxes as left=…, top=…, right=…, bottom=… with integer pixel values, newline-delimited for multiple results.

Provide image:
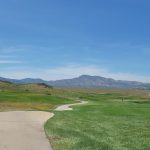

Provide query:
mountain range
left=0, top=75, right=150, bottom=89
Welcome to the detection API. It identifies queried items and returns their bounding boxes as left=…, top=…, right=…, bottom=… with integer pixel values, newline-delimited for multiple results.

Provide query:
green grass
left=0, top=82, right=76, bottom=110
left=45, top=93, right=150, bottom=150
left=1, top=81, right=150, bottom=149
left=0, top=91, right=74, bottom=111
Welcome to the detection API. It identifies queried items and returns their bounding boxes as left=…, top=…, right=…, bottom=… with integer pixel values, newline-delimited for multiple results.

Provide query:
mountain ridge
left=0, top=75, right=150, bottom=89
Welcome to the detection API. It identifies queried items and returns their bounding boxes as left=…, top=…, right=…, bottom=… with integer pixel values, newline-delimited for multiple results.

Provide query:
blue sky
left=0, top=0, right=150, bottom=82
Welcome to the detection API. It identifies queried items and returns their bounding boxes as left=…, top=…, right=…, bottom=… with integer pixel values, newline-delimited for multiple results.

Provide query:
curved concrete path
left=55, top=101, right=88, bottom=111
left=0, top=101, right=87, bottom=150
left=0, top=111, right=54, bottom=150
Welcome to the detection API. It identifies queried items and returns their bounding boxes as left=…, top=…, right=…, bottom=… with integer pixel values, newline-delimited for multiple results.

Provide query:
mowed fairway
left=45, top=93, right=150, bottom=150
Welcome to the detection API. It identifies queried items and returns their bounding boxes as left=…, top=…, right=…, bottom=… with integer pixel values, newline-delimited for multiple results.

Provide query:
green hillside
left=0, top=81, right=74, bottom=111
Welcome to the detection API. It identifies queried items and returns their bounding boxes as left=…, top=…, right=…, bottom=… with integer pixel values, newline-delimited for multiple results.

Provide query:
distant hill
left=0, top=77, right=46, bottom=84
left=48, top=75, right=150, bottom=89
left=0, top=80, right=12, bottom=84
left=0, top=75, right=150, bottom=89
left=0, top=81, right=53, bottom=92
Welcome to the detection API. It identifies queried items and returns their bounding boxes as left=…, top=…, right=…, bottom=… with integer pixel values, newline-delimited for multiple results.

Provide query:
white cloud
left=0, top=46, right=29, bottom=53
left=0, top=60, right=22, bottom=64
left=0, top=55, right=13, bottom=58
left=0, top=65, right=150, bottom=83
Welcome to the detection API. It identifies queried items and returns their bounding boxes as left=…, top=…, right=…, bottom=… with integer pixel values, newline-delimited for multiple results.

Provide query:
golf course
left=0, top=81, right=150, bottom=150
left=1, top=0, right=150, bottom=149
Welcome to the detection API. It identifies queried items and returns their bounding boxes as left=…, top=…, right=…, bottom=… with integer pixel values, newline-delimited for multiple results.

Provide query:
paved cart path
left=55, top=101, right=88, bottom=111
left=0, top=101, right=87, bottom=150
left=0, top=111, right=54, bottom=150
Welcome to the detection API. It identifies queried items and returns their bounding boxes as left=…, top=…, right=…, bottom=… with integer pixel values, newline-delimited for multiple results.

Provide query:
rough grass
left=0, top=82, right=75, bottom=110
left=0, top=91, right=74, bottom=111
left=0, top=102, right=53, bottom=111
left=45, top=93, right=150, bottom=150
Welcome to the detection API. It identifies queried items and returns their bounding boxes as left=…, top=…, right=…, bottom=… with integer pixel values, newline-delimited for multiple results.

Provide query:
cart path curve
left=0, top=101, right=88, bottom=150
left=55, top=101, right=88, bottom=111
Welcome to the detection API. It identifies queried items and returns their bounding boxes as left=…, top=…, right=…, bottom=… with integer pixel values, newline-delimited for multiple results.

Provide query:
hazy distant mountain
left=17, top=78, right=46, bottom=84
left=0, top=77, right=46, bottom=84
left=48, top=75, right=150, bottom=89
left=0, top=75, right=150, bottom=89
left=0, top=77, right=17, bottom=83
